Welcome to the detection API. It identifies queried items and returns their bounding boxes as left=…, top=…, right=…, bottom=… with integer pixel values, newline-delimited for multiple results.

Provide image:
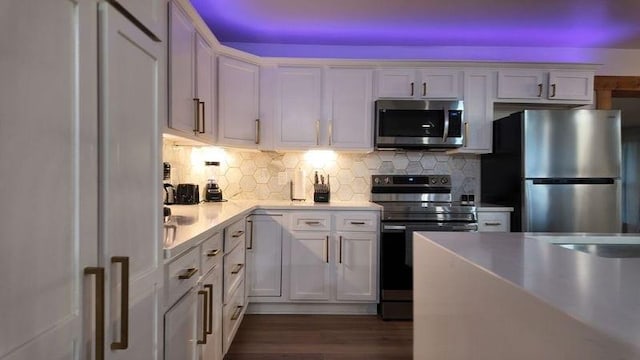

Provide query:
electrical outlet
left=278, top=172, right=288, bottom=185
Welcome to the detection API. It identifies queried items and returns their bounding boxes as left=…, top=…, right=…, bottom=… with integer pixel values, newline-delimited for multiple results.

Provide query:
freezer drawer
left=524, top=179, right=621, bottom=232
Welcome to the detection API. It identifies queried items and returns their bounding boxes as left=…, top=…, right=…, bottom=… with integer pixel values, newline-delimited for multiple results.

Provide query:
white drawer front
left=224, top=218, right=246, bottom=252
left=223, top=239, right=245, bottom=304
left=290, top=212, right=331, bottom=231
left=335, top=211, right=378, bottom=232
left=201, top=231, right=223, bottom=274
left=223, top=279, right=245, bottom=354
left=478, top=212, right=510, bottom=232
left=166, top=247, right=200, bottom=307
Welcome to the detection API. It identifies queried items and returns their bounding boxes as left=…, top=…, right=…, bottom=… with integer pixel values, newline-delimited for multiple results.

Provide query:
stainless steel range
left=371, top=174, right=477, bottom=320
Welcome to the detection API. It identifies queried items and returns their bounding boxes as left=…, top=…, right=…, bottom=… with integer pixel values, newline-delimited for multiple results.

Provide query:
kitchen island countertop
left=413, top=231, right=640, bottom=358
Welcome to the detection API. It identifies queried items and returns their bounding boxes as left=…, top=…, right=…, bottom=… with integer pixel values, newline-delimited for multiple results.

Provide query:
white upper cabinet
left=118, top=0, right=165, bottom=40
left=497, top=69, right=594, bottom=103
left=218, top=55, right=261, bottom=148
left=168, top=2, right=216, bottom=141
left=455, top=70, right=494, bottom=154
left=275, top=66, right=323, bottom=148
left=275, top=66, right=373, bottom=151
left=377, top=68, right=462, bottom=99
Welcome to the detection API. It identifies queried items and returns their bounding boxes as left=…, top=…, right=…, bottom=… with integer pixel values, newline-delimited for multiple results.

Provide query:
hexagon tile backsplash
left=163, top=141, right=480, bottom=202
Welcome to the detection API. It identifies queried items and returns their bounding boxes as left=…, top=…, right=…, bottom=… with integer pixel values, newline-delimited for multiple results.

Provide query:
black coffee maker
left=204, top=161, right=223, bottom=202
left=163, top=162, right=176, bottom=205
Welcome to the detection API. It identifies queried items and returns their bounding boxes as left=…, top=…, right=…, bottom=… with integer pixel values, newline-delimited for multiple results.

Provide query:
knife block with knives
left=313, top=171, right=330, bottom=203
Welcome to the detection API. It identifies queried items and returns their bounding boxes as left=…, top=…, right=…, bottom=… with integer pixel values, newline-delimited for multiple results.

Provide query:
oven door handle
left=382, top=224, right=406, bottom=232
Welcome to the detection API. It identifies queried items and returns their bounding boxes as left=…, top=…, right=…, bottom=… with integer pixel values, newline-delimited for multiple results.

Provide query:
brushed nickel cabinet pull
left=422, top=82, right=427, bottom=97
left=316, top=120, right=320, bottom=145
left=463, top=122, right=469, bottom=148
left=204, top=284, right=213, bottom=334
left=350, top=221, right=366, bottom=225
left=325, top=236, right=329, bottom=263
left=231, top=263, right=244, bottom=274
left=537, top=83, right=543, bottom=97
left=550, top=84, right=557, bottom=97
left=207, top=249, right=220, bottom=257
left=197, top=290, right=208, bottom=344
left=111, top=256, right=129, bottom=350
left=232, top=230, right=244, bottom=238
left=339, top=236, right=343, bottom=264
left=305, top=221, right=321, bottom=225
left=193, top=98, right=200, bottom=133
left=198, top=101, right=205, bottom=134
left=255, top=119, right=260, bottom=144
left=328, top=120, right=333, bottom=146
left=84, top=267, right=105, bottom=360
left=178, top=267, right=198, bottom=280
left=231, top=305, right=243, bottom=320
left=410, top=82, right=414, bottom=96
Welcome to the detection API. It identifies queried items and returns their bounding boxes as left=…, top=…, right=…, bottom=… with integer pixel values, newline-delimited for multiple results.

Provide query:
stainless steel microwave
left=374, top=100, right=464, bottom=149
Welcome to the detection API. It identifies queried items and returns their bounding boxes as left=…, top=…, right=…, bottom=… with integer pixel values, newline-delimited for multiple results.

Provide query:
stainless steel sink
left=556, top=243, right=640, bottom=258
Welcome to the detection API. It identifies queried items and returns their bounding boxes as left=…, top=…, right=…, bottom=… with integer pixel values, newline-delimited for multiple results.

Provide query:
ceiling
left=190, top=0, right=640, bottom=49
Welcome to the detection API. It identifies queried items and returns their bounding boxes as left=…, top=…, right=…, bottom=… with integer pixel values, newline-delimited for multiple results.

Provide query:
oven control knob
left=441, top=177, right=448, bottom=184
left=374, top=177, right=381, bottom=184
left=430, top=178, right=437, bottom=184
left=384, top=177, right=391, bottom=184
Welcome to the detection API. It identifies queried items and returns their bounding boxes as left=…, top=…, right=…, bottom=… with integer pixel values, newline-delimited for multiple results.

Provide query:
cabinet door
left=168, top=2, right=196, bottom=134
left=100, top=4, right=163, bottom=359
left=275, top=66, right=323, bottom=148
left=335, top=232, right=377, bottom=301
left=548, top=71, right=594, bottom=101
left=497, top=70, right=545, bottom=99
left=247, top=215, right=284, bottom=297
left=195, top=32, right=216, bottom=140
left=218, top=55, right=260, bottom=147
left=418, top=69, right=461, bottom=99
left=200, top=268, right=223, bottom=360
left=288, top=232, right=331, bottom=301
left=165, top=290, right=198, bottom=360
left=117, top=0, right=165, bottom=40
left=326, top=68, right=374, bottom=150
left=0, top=0, right=96, bottom=358
left=461, top=71, right=493, bottom=153
left=376, top=69, right=417, bottom=98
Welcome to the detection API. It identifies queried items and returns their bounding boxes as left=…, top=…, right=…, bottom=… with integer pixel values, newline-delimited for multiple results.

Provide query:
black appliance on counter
left=175, top=183, right=199, bottom=204
left=371, top=175, right=477, bottom=320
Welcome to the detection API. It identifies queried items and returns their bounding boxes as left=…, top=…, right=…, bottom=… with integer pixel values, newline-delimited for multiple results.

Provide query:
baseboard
left=247, top=302, right=377, bottom=315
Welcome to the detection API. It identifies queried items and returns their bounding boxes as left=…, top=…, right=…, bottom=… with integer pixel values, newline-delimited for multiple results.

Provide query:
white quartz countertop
left=164, top=200, right=381, bottom=258
left=414, top=231, right=640, bottom=353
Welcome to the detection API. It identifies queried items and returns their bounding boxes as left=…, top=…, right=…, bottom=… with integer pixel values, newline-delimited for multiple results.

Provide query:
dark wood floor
left=224, top=314, right=413, bottom=360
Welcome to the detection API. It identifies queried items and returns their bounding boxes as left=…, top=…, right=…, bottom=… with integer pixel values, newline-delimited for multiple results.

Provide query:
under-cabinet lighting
left=304, top=150, right=337, bottom=169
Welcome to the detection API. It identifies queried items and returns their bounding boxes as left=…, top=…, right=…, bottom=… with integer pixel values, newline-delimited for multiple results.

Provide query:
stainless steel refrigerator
left=481, top=109, right=622, bottom=233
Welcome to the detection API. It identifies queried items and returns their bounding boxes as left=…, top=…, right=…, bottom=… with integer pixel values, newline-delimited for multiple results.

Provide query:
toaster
left=175, top=183, right=200, bottom=205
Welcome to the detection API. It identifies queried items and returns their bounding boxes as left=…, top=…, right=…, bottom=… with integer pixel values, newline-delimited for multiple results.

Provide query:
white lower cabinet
left=288, top=231, right=332, bottom=301
left=247, top=214, right=284, bottom=298
left=199, top=267, right=223, bottom=360
left=165, top=289, right=198, bottom=360
left=222, top=280, right=245, bottom=353
left=477, top=211, right=512, bottom=232
left=335, top=232, right=378, bottom=301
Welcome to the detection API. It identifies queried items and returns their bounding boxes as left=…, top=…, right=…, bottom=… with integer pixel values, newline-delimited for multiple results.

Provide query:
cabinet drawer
left=335, top=212, right=378, bottom=232
left=224, top=218, right=246, bottom=252
left=223, top=280, right=245, bottom=354
left=166, top=247, right=200, bottom=307
left=223, top=239, right=245, bottom=304
left=291, top=212, right=331, bottom=231
left=201, top=231, right=223, bottom=274
left=478, top=212, right=510, bottom=232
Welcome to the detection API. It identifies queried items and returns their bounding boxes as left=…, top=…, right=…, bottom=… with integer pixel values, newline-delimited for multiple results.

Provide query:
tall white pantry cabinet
left=0, top=1, right=165, bottom=360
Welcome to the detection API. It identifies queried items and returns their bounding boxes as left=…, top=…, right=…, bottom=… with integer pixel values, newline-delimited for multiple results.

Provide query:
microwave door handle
left=442, top=109, right=450, bottom=142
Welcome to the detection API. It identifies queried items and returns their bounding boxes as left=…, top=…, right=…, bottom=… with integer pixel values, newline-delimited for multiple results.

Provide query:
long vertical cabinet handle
left=550, top=84, right=557, bottom=98
left=410, top=82, right=414, bottom=96
left=246, top=219, right=253, bottom=250
left=255, top=119, right=260, bottom=144
left=328, top=120, right=333, bottom=146
left=193, top=98, right=200, bottom=133
left=537, top=84, right=543, bottom=97
left=338, top=236, right=343, bottom=264
left=464, top=122, right=469, bottom=148
left=422, top=82, right=427, bottom=97
left=84, top=267, right=105, bottom=360
left=197, top=290, right=208, bottom=344
left=111, top=256, right=129, bottom=350
left=198, top=101, right=205, bottom=134
left=204, top=284, right=213, bottom=334
left=316, top=120, right=320, bottom=145
left=325, top=236, right=329, bottom=263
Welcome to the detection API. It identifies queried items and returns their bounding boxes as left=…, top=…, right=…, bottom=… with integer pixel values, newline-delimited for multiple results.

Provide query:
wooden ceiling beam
left=594, top=76, right=640, bottom=109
